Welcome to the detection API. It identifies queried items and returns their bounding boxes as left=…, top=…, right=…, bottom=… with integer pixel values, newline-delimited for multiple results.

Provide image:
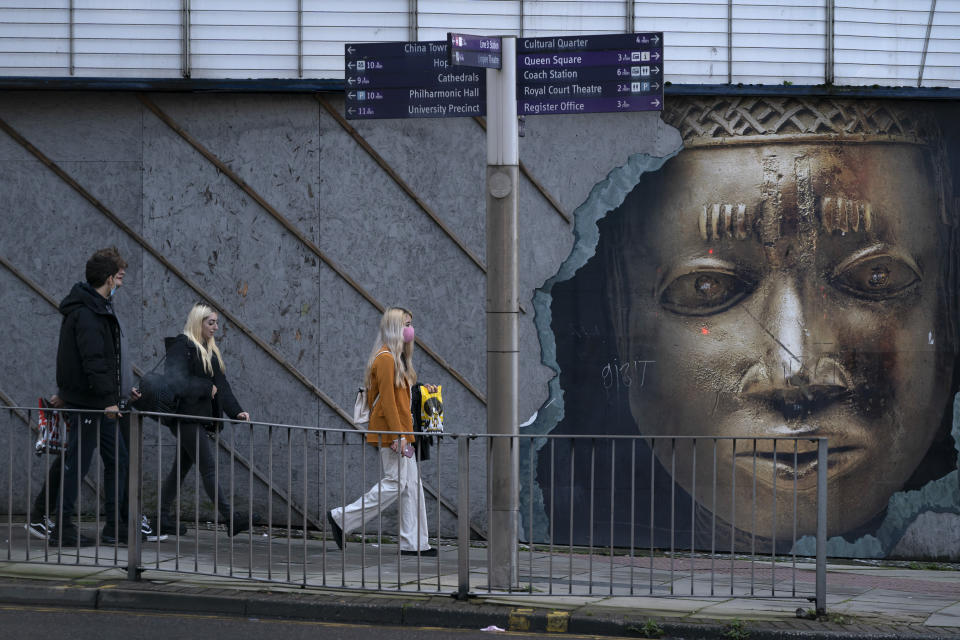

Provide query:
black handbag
left=132, top=355, right=179, bottom=421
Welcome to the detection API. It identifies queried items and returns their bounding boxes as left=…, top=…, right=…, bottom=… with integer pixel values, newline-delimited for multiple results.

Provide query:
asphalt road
left=0, top=605, right=646, bottom=639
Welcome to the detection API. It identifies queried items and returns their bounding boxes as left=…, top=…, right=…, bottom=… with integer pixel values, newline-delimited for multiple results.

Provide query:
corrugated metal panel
left=302, top=0, right=408, bottom=79
left=0, top=0, right=958, bottom=87
left=0, top=4, right=69, bottom=75
left=190, top=1, right=299, bottom=78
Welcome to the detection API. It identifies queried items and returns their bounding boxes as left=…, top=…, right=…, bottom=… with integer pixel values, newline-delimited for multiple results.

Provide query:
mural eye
left=832, top=255, right=919, bottom=300
left=659, top=271, right=753, bottom=316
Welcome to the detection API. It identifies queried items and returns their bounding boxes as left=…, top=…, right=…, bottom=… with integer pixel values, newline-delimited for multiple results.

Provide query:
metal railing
left=1, top=405, right=827, bottom=612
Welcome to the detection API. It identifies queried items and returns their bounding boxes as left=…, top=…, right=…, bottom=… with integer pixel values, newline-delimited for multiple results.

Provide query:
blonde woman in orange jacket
left=327, top=307, right=435, bottom=556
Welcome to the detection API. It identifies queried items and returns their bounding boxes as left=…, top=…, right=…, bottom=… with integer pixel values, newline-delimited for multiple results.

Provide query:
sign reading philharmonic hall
left=344, top=40, right=486, bottom=120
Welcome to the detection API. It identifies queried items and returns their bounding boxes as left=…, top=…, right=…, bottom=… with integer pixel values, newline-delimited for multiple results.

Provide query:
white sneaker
left=141, top=514, right=168, bottom=542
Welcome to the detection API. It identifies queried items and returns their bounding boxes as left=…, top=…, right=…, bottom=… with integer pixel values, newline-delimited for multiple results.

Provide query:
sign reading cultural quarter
left=344, top=41, right=486, bottom=120
left=516, top=33, right=664, bottom=115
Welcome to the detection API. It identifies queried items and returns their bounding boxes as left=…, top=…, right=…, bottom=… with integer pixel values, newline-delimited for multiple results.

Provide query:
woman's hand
left=390, top=436, right=407, bottom=452
left=236, top=412, right=250, bottom=421
left=211, top=384, right=218, bottom=398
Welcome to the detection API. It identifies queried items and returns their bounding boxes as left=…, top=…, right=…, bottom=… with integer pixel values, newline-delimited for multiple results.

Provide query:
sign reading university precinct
left=516, top=33, right=664, bottom=115
left=344, top=41, right=485, bottom=120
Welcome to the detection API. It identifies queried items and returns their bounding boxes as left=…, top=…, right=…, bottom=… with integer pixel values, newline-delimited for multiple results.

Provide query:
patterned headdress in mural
left=662, top=96, right=955, bottom=225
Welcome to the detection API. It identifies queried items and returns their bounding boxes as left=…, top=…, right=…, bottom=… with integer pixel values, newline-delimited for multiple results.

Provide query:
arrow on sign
left=652, top=51, right=661, bottom=60
left=347, top=61, right=356, bottom=69
left=652, top=99, right=661, bottom=107
left=652, top=82, right=660, bottom=90
left=652, top=66, right=660, bottom=74
left=346, top=45, right=356, bottom=55
left=348, top=91, right=356, bottom=99
left=348, top=107, right=355, bottom=115
left=347, top=77, right=356, bottom=85
left=651, top=35, right=660, bottom=44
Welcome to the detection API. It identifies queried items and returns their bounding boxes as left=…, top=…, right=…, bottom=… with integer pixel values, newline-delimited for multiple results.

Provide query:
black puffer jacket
left=56, top=282, right=122, bottom=409
left=163, top=334, right=243, bottom=422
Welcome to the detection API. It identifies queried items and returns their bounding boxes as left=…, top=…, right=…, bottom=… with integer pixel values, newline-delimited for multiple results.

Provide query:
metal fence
left=1, top=405, right=826, bottom=611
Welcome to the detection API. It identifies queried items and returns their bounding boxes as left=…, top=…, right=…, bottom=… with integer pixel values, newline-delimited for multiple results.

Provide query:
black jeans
left=58, top=408, right=129, bottom=528
left=160, top=422, right=232, bottom=520
left=33, top=417, right=131, bottom=523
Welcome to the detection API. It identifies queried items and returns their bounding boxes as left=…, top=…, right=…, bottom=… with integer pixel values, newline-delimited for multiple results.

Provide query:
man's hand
left=49, top=394, right=65, bottom=408
left=236, top=412, right=250, bottom=421
left=105, top=405, right=121, bottom=419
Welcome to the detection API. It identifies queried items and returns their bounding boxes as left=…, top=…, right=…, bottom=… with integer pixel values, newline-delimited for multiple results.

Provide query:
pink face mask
left=402, top=325, right=415, bottom=343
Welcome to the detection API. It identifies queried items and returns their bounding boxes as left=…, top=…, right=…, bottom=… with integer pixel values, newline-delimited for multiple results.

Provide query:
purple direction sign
left=448, top=32, right=502, bottom=69
left=518, top=95, right=662, bottom=116
left=515, top=32, right=663, bottom=115
left=344, top=40, right=485, bottom=120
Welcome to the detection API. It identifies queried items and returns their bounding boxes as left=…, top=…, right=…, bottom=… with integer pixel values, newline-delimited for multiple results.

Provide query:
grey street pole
left=486, top=35, right=519, bottom=590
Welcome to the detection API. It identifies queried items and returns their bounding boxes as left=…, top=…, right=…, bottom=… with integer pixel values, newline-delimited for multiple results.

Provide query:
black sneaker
left=24, top=515, right=54, bottom=540
left=59, top=527, right=96, bottom=547
left=157, top=517, right=187, bottom=537
left=230, top=512, right=252, bottom=537
left=141, top=514, right=168, bottom=542
left=400, top=548, right=437, bottom=557
left=101, top=522, right=149, bottom=546
left=327, top=511, right=343, bottom=550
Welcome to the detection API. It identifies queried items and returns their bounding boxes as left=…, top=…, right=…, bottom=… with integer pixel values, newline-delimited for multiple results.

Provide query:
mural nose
left=741, top=281, right=852, bottom=419
left=763, top=279, right=806, bottom=381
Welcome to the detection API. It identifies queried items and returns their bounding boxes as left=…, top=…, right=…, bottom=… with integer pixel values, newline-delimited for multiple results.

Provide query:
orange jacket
left=365, top=348, right=414, bottom=448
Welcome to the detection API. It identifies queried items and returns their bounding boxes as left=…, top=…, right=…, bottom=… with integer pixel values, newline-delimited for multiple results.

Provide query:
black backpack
left=132, top=354, right=179, bottom=422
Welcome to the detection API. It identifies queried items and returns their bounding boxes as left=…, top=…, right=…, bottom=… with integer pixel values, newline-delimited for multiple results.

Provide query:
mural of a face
left=609, top=99, right=957, bottom=540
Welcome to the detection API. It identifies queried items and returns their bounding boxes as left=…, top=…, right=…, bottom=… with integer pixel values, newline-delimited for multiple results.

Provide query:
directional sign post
left=516, top=33, right=663, bottom=115
left=344, top=41, right=485, bottom=119
left=483, top=35, right=519, bottom=592
left=343, top=32, right=664, bottom=594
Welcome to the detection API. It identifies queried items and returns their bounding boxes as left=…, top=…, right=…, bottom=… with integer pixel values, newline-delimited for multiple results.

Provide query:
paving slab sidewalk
left=1, top=522, right=959, bottom=639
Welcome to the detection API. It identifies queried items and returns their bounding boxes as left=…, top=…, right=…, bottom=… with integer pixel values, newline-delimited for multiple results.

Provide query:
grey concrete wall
left=0, top=90, right=674, bottom=538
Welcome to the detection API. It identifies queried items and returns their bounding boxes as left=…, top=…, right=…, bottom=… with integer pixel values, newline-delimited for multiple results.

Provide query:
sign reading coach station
left=344, top=41, right=485, bottom=119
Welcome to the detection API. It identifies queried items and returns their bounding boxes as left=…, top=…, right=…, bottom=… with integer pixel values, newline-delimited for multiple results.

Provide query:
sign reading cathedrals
left=344, top=41, right=486, bottom=120
left=516, top=33, right=664, bottom=116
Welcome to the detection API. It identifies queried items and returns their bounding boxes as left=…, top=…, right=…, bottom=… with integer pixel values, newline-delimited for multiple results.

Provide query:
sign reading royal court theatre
left=344, top=41, right=485, bottom=120
left=517, top=33, right=664, bottom=115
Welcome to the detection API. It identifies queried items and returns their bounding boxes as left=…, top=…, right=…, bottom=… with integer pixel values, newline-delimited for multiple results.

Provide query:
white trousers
left=331, top=447, right=430, bottom=552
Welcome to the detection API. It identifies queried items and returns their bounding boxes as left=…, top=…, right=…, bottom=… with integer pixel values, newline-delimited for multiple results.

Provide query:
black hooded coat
left=55, top=282, right=122, bottom=409
left=163, top=334, right=243, bottom=423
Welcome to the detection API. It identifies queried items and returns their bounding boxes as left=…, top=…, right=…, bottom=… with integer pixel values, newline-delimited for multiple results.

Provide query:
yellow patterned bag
left=417, top=384, right=444, bottom=434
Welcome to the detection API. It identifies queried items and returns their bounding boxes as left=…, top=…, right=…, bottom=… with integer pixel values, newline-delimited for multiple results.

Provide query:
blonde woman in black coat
left=158, top=303, right=250, bottom=537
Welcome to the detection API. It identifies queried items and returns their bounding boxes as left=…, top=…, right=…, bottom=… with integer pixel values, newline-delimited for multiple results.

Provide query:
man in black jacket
left=54, top=250, right=130, bottom=546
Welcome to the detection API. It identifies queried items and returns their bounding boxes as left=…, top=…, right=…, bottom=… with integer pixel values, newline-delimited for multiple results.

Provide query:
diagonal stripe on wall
left=138, top=93, right=486, bottom=405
